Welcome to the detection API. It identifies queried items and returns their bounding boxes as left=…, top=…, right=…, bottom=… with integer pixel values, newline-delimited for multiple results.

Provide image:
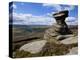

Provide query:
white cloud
left=13, top=13, right=32, bottom=20
left=66, top=17, right=78, bottom=25
left=43, top=3, right=62, bottom=11
left=12, top=13, right=32, bottom=25
left=64, top=6, right=75, bottom=11
left=43, top=3, right=75, bottom=12
left=13, top=4, right=17, bottom=9
left=10, top=12, right=77, bottom=25
left=12, top=12, right=55, bottom=25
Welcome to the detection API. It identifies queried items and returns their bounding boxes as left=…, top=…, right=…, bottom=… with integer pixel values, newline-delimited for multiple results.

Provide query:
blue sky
left=9, top=2, right=78, bottom=25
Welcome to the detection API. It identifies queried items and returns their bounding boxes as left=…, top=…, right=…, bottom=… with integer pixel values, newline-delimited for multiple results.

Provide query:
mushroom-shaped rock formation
left=44, top=10, right=72, bottom=42
left=53, top=10, right=72, bottom=35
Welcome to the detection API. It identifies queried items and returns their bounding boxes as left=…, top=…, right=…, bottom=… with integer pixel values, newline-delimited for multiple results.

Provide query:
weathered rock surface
left=56, top=35, right=74, bottom=40
left=60, top=36, right=78, bottom=44
left=67, top=47, right=78, bottom=55
left=19, top=10, right=78, bottom=56
left=19, top=40, right=47, bottom=53
left=53, top=10, right=72, bottom=35
left=43, top=10, right=78, bottom=55
left=44, top=10, right=72, bottom=42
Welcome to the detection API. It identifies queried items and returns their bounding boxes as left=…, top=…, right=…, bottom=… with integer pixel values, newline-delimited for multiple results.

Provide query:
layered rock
left=43, top=10, right=78, bottom=55
left=44, top=10, right=73, bottom=42
left=53, top=10, right=72, bottom=35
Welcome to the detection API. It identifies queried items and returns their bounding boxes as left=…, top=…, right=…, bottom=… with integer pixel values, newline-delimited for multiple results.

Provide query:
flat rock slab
left=67, top=47, right=78, bottom=55
left=19, top=40, right=47, bottom=54
left=56, top=35, right=74, bottom=40
left=60, top=36, right=78, bottom=44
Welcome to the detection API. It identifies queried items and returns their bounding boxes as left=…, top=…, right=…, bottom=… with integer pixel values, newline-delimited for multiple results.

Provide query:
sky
left=9, top=2, right=78, bottom=25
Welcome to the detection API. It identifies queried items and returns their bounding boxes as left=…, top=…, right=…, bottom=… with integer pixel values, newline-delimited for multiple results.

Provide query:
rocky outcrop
left=44, top=10, right=73, bottom=42
left=43, top=10, right=78, bottom=55
left=19, top=40, right=47, bottom=53
left=60, top=36, right=78, bottom=44
left=18, top=10, right=78, bottom=56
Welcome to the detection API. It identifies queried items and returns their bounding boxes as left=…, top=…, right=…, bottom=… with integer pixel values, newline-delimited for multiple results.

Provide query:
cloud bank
left=10, top=12, right=55, bottom=25
left=9, top=12, right=77, bottom=25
